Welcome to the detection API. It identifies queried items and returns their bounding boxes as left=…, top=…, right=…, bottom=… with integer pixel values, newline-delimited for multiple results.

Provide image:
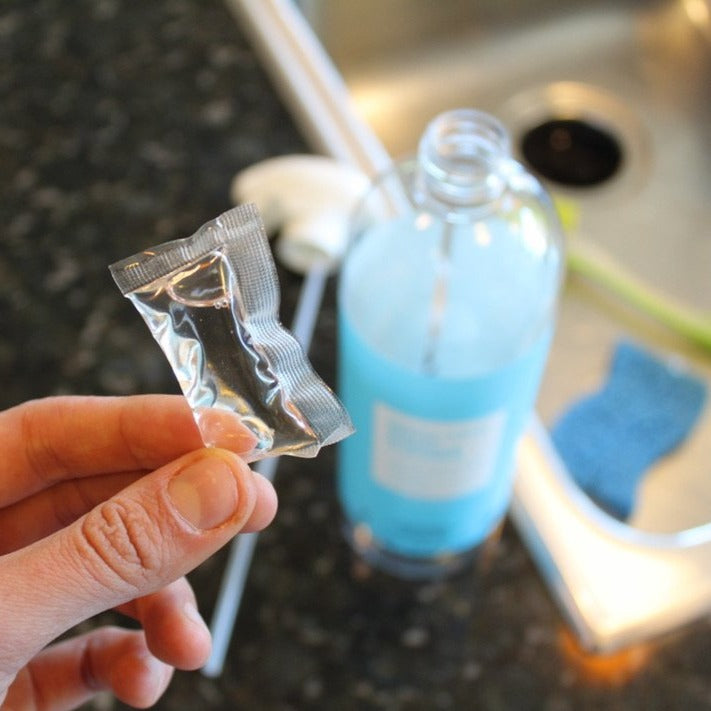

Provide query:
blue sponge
left=551, top=341, right=707, bottom=520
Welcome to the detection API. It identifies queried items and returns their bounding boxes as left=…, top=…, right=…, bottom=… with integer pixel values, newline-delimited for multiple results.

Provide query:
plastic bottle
left=337, top=108, right=565, bottom=579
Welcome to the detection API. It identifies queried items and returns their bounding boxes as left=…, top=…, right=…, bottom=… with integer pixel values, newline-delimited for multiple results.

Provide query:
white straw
left=202, top=263, right=330, bottom=678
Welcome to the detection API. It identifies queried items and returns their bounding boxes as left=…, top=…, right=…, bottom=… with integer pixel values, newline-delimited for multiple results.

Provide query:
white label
left=372, top=403, right=506, bottom=501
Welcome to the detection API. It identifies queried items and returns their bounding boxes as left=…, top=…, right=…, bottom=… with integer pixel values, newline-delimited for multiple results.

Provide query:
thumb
left=0, top=448, right=275, bottom=677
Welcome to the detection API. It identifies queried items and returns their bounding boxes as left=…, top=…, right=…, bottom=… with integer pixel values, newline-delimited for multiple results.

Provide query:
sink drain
left=497, top=82, right=650, bottom=197
left=520, top=118, right=623, bottom=187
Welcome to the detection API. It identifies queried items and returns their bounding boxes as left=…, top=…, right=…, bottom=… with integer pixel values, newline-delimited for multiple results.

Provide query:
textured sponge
left=551, top=341, right=707, bottom=519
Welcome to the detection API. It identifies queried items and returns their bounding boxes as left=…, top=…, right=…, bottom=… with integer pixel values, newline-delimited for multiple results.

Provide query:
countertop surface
left=2, top=1, right=711, bottom=709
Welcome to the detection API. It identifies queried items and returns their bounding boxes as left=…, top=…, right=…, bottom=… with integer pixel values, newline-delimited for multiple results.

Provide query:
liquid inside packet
left=110, top=203, right=353, bottom=462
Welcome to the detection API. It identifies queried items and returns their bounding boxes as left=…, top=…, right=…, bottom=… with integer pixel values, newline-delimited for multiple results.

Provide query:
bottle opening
left=417, top=109, right=511, bottom=206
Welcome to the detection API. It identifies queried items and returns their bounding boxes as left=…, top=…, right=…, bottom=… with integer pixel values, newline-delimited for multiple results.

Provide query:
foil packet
left=110, top=203, right=353, bottom=461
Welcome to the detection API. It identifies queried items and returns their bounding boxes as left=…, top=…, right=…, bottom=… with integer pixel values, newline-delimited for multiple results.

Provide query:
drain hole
left=520, top=118, right=623, bottom=187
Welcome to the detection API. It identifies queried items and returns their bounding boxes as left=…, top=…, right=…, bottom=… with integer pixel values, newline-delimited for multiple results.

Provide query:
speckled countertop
left=2, top=2, right=711, bottom=709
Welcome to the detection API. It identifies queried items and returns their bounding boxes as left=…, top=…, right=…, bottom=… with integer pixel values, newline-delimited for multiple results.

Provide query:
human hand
left=0, top=395, right=278, bottom=710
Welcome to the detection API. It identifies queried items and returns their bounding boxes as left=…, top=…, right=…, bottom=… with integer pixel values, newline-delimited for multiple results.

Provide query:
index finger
left=0, top=395, right=256, bottom=506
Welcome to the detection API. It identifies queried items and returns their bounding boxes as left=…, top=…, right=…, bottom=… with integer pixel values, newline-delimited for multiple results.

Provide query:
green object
left=553, top=195, right=711, bottom=353
left=567, top=238, right=711, bottom=352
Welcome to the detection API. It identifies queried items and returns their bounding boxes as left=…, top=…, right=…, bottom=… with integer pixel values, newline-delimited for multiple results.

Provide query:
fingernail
left=195, top=408, right=260, bottom=454
left=136, top=652, right=172, bottom=704
left=168, top=455, right=239, bottom=530
left=182, top=601, right=210, bottom=635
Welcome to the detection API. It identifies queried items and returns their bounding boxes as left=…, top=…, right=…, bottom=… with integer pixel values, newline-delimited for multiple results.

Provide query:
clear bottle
left=337, top=108, right=565, bottom=579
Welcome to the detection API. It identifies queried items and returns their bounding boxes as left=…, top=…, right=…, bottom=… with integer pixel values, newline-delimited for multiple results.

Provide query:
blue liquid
left=337, top=215, right=559, bottom=565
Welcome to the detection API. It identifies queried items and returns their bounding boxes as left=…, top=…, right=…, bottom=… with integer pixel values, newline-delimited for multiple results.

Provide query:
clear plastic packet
left=109, top=203, right=353, bottom=462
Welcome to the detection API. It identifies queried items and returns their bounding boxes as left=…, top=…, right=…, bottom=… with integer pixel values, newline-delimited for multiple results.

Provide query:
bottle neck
left=415, top=109, right=511, bottom=209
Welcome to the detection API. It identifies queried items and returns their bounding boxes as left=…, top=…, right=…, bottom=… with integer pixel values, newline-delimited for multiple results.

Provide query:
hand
left=0, top=395, right=278, bottom=710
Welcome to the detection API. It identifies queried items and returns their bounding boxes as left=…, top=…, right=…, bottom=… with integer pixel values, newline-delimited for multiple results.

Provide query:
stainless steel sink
left=297, top=0, right=711, bottom=534
left=220, top=0, right=711, bottom=652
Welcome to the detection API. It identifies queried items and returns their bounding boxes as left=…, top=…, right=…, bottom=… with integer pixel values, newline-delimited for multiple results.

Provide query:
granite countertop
left=2, top=1, right=711, bottom=709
